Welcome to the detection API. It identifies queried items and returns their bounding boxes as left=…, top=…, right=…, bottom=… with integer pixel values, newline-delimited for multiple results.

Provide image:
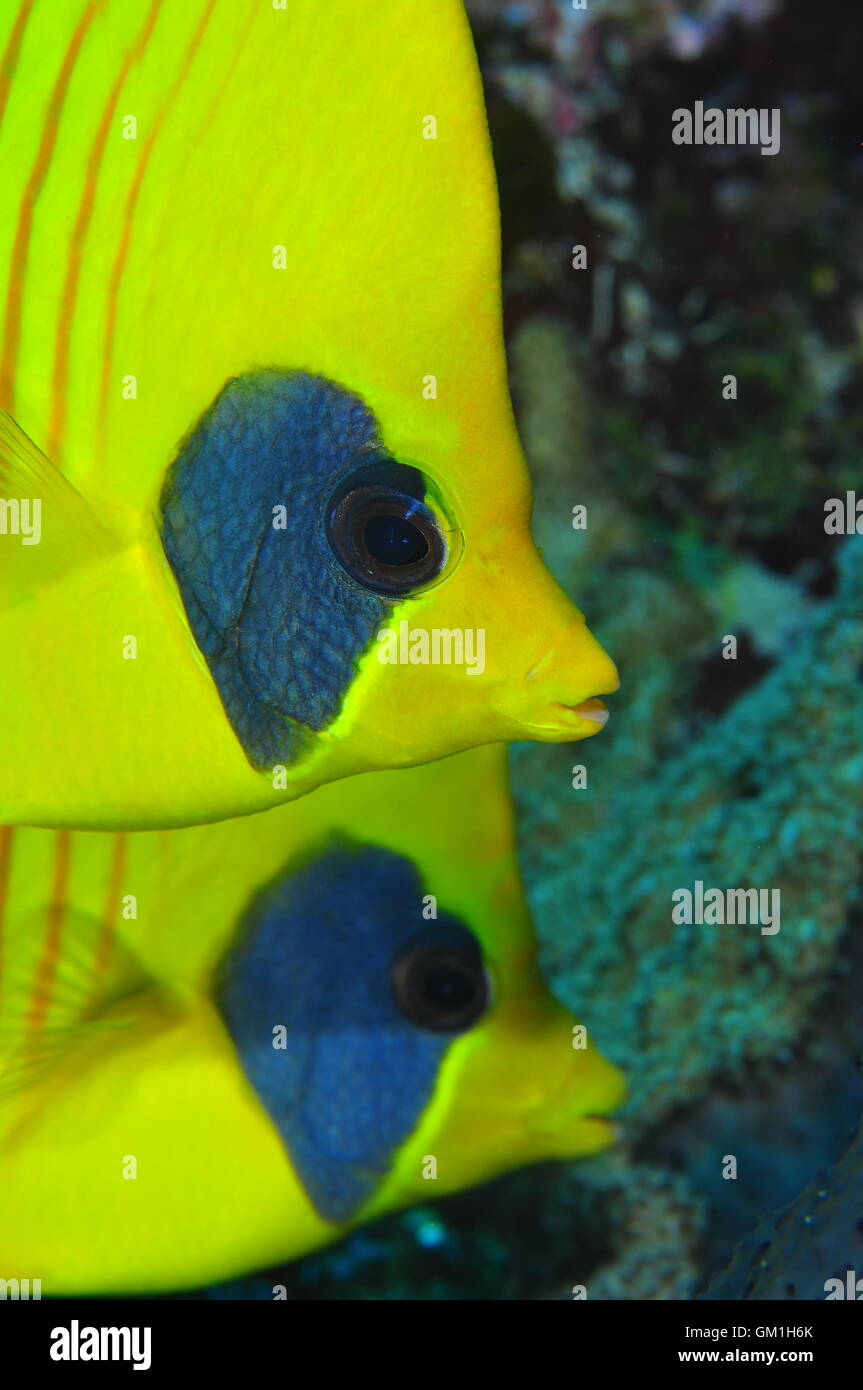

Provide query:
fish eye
left=326, top=459, right=457, bottom=596
left=390, top=926, right=490, bottom=1033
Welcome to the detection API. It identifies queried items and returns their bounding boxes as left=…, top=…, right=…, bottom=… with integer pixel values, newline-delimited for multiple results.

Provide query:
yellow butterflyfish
left=0, top=0, right=617, bottom=830
left=0, top=746, right=625, bottom=1294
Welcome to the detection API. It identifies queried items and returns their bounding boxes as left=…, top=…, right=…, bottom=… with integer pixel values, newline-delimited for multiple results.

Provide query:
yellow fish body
left=0, top=746, right=624, bottom=1294
left=0, top=0, right=617, bottom=830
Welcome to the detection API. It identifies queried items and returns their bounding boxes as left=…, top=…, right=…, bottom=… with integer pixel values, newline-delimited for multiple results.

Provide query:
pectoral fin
left=0, top=412, right=121, bottom=610
left=0, top=903, right=149, bottom=1101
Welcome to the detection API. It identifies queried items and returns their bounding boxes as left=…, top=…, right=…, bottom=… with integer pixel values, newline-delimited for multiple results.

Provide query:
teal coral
left=515, top=530, right=863, bottom=1129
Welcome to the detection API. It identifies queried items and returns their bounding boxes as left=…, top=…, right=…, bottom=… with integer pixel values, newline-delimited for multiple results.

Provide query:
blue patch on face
left=158, top=370, right=390, bottom=770
left=215, top=842, right=488, bottom=1224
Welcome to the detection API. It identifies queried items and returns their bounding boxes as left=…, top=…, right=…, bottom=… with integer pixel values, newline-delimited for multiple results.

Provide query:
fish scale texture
left=216, top=842, right=461, bottom=1223
left=159, top=369, right=388, bottom=769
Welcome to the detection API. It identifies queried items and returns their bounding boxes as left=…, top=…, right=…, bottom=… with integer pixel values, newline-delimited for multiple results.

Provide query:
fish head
left=321, top=387, right=622, bottom=774
left=216, top=835, right=625, bottom=1234
left=367, top=877, right=626, bottom=1217
left=158, top=368, right=618, bottom=786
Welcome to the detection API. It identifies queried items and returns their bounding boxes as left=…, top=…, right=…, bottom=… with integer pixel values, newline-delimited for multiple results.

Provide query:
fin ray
left=0, top=901, right=151, bottom=1100
left=0, top=411, right=120, bottom=607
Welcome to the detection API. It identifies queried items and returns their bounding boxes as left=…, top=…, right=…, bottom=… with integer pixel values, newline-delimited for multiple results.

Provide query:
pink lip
left=552, top=697, right=610, bottom=727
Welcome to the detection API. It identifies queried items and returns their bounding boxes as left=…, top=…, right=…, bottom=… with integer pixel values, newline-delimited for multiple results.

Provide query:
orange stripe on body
left=97, top=0, right=217, bottom=444
left=27, top=828, right=71, bottom=1032
left=49, top=0, right=164, bottom=462
left=189, top=0, right=258, bottom=150
left=0, top=0, right=35, bottom=133
left=90, top=831, right=126, bottom=1001
left=0, top=1, right=101, bottom=412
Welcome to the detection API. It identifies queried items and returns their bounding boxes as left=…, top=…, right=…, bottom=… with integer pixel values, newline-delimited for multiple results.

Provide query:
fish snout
left=470, top=537, right=619, bottom=742
left=519, top=617, right=620, bottom=741
left=325, top=538, right=618, bottom=772
left=527, top=1039, right=627, bottom=1159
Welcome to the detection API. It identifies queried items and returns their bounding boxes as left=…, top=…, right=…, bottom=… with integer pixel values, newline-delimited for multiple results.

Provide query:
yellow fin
left=0, top=412, right=120, bottom=609
left=0, top=903, right=150, bottom=1099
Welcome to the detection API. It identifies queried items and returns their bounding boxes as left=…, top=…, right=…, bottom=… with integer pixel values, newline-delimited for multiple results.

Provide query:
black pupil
left=422, top=962, right=476, bottom=1013
left=364, top=512, right=429, bottom=567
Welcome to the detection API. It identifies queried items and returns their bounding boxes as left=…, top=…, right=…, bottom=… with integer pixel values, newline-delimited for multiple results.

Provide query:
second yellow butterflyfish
left=0, top=747, right=625, bottom=1293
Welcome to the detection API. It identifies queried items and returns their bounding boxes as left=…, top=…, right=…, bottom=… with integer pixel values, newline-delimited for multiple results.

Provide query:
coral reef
left=515, top=489, right=863, bottom=1134
left=475, top=0, right=863, bottom=580
left=510, top=320, right=862, bottom=1297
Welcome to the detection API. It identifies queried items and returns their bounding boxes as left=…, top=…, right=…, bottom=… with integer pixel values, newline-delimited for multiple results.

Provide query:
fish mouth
left=547, top=697, right=610, bottom=736
left=579, top=1115, right=623, bottom=1152
left=530, top=1110, right=622, bottom=1157
left=577, top=1100, right=626, bottom=1142
left=586, top=1115, right=624, bottom=1140
left=528, top=1070, right=625, bottom=1152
